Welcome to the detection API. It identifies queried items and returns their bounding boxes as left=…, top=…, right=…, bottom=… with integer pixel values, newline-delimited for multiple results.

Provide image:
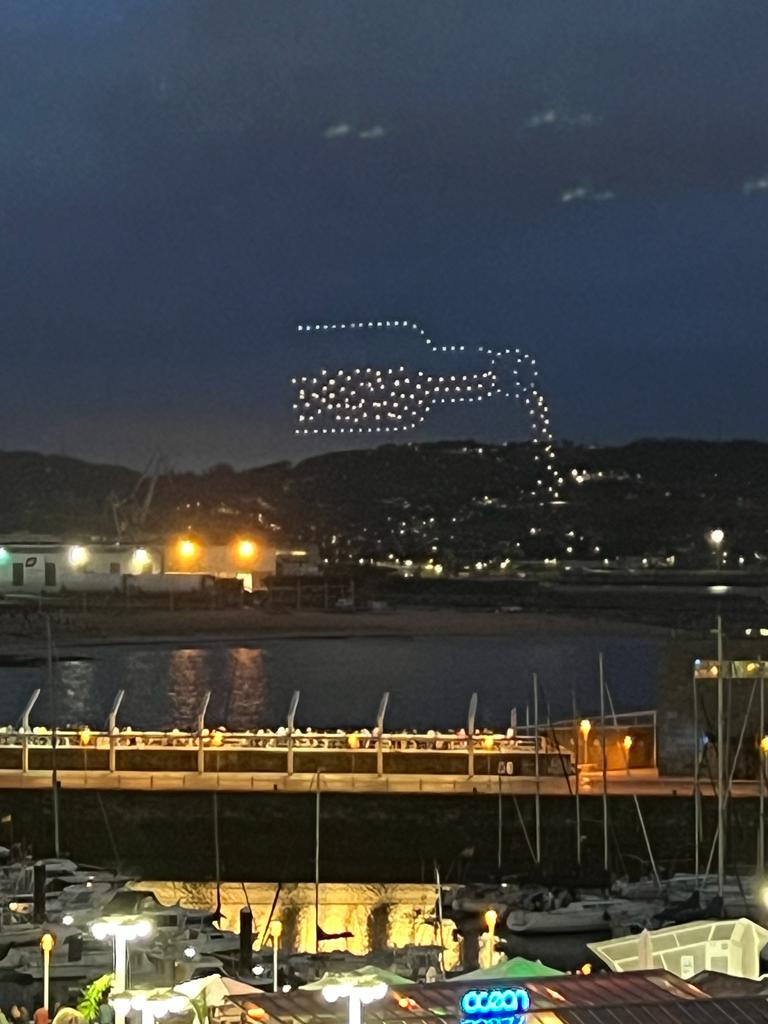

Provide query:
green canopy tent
left=301, top=966, right=414, bottom=990
left=452, top=957, right=562, bottom=981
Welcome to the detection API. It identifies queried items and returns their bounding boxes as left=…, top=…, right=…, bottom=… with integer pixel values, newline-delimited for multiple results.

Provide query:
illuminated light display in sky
left=291, top=320, right=562, bottom=500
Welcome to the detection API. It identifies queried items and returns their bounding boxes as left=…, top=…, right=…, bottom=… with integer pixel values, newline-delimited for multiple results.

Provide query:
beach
left=0, top=606, right=669, bottom=651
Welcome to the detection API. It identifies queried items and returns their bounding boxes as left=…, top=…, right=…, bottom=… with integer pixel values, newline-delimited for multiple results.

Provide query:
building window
left=45, top=562, right=56, bottom=587
left=12, top=563, right=23, bottom=586
left=109, top=562, right=120, bottom=574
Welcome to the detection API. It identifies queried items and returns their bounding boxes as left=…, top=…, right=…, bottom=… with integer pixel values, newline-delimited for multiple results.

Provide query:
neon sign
left=459, top=987, right=531, bottom=1024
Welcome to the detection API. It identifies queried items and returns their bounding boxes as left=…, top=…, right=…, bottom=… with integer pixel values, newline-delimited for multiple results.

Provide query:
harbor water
left=0, top=632, right=663, bottom=731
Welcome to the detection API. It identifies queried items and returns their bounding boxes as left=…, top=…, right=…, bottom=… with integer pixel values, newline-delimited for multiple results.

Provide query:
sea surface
left=0, top=632, right=662, bottom=731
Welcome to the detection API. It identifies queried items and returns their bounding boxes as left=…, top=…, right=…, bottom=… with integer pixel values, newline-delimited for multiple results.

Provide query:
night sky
left=4, top=1, right=768, bottom=468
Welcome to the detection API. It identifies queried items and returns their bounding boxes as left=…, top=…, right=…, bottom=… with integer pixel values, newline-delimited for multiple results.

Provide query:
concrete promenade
left=0, top=765, right=754, bottom=797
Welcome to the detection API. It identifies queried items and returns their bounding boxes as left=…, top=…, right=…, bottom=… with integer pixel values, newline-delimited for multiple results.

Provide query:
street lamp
left=579, top=719, right=592, bottom=763
left=483, top=908, right=498, bottom=969
left=760, top=736, right=768, bottom=874
left=40, top=932, right=55, bottom=1013
left=111, top=994, right=188, bottom=1024
left=622, top=734, right=633, bottom=775
left=709, top=528, right=725, bottom=569
left=322, top=975, right=388, bottom=1024
left=269, top=920, right=283, bottom=993
left=91, top=917, right=152, bottom=1024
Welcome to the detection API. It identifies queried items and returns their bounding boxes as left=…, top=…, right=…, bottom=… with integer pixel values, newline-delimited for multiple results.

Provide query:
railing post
left=20, top=689, right=40, bottom=775
left=107, top=689, right=125, bottom=773
left=467, top=692, right=477, bottom=777
left=287, top=690, right=300, bottom=775
left=652, top=709, right=658, bottom=769
left=375, top=692, right=389, bottom=776
left=197, top=691, right=211, bottom=774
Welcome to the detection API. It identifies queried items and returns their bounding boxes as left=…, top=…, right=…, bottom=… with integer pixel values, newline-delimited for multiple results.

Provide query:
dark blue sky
left=4, top=0, right=768, bottom=468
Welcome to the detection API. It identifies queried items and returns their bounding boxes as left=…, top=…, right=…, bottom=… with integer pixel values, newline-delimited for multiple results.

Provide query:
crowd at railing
left=0, top=724, right=548, bottom=753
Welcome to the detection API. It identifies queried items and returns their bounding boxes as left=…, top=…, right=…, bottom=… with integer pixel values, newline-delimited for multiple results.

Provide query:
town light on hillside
left=709, top=528, right=725, bottom=568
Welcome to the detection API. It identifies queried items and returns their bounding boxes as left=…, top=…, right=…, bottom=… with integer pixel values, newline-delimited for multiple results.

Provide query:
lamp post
left=91, top=917, right=152, bottom=1024
left=322, top=976, right=387, bottom=1024
left=40, top=932, right=55, bottom=1013
left=760, top=734, right=768, bottom=874
left=269, top=920, right=283, bottom=993
left=483, top=909, right=498, bottom=969
left=622, top=734, right=634, bottom=776
left=579, top=719, right=592, bottom=764
left=709, top=528, right=725, bottom=570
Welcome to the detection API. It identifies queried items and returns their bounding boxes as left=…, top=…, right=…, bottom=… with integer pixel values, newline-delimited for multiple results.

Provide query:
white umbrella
left=175, top=974, right=263, bottom=1007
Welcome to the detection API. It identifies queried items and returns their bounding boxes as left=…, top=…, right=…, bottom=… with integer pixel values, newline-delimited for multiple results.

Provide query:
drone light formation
left=291, top=320, right=561, bottom=500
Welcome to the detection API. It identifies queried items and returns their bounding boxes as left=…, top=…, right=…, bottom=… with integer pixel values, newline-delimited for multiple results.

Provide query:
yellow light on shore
left=623, top=735, right=634, bottom=752
left=237, top=539, right=257, bottom=560
left=79, top=726, right=92, bottom=747
left=269, top=919, right=283, bottom=940
left=178, top=538, right=199, bottom=560
left=483, top=909, right=498, bottom=930
left=760, top=736, right=768, bottom=755
left=579, top=719, right=592, bottom=740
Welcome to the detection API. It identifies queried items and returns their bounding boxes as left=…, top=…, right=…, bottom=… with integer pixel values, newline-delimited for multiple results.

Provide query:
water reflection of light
left=168, top=649, right=212, bottom=729
left=224, top=648, right=267, bottom=730
left=56, top=659, right=97, bottom=726
left=121, top=649, right=166, bottom=730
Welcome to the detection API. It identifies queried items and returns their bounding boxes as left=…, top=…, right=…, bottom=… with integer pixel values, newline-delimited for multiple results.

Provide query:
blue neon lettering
left=460, top=989, right=530, bottom=1017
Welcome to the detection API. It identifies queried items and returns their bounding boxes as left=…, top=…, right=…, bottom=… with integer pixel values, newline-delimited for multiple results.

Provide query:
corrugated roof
left=555, top=997, right=768, bottom=1022
left=230, top=970, right=710, bottom=1024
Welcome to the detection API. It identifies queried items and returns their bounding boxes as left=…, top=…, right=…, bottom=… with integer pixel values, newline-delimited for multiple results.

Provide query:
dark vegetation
left=1, top=439, right=767, bottom=567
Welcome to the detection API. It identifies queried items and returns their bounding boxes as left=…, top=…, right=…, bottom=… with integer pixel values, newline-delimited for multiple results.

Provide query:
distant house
left=0, top=537, right=161, bottom=594
left=275, top=545, right=321, bottom=577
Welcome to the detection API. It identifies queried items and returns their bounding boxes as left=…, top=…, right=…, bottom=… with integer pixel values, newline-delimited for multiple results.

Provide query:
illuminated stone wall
left=140, top=881, right=462, bottom=969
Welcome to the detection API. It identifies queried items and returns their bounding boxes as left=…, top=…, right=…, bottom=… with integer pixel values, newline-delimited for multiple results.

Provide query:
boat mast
left=46, top=616, right=60, bottom=858
left=433, top=863, right=446, bottom=979
left=212, top=791, right=221, bottom=919
left=572, top=691, right=581, bottom=868
left=716, top=615, right=725, bottom=899
left=497, top=775, right=503, bottom=877
left=760, top=675, right=766, bottom=875
left=599, top=653, right=608, bottom=877
left=533, top=673, right=541, bottom=867
left=693, top=665, right=700, bottom=883
left=315, top=769, right=321, bottom=954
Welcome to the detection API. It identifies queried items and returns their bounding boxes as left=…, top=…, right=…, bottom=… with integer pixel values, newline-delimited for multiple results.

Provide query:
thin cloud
left=743, top=175, right=768, bottom=195
left=358, top=125, right=385, bottom=139
left=323, top=122, right=352, bottom=139
left=560, top=184, right=615, bottom=204
left=526, top=109, right=600, bottom=130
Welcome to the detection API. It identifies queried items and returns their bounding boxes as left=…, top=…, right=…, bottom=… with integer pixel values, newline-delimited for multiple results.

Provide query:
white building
left=0, top=539, right=161, bottom=594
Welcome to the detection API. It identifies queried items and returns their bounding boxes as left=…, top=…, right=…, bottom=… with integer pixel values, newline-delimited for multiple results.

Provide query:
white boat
left=506, top=896, right=658, bottom=934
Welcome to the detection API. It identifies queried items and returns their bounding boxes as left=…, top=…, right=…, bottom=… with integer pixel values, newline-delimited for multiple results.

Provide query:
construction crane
left=107, top=451, right=171, bottom=541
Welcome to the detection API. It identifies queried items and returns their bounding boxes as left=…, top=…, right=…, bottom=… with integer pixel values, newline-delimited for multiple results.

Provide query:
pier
left=0, top=686, right=665, bottom=790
